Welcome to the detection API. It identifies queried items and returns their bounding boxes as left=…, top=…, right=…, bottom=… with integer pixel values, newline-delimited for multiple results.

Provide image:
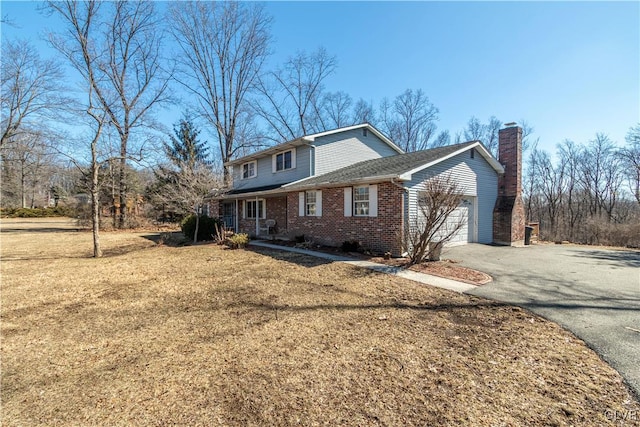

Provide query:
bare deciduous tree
left=1, top=39, right=67, bottom=147
left=620, top=124, right=640, bottom=205
left=49, top=0, right=171, bottom=229
left=255, top=47, right=337, bottom=142
left=322, top=91, right=353, bottom=128
left=432, top=130, right=451, bottom=148
left=153, top=163, right=220, bottom=244
left=46, top=0, right=113, bottom=257
left=1, top=131, right=52, bottom=208
left=463, top=116, right=501, bottom=155
left=533, top=148, right=566, bottom=236
left=352, top=98, right=376, bottom=125
left=379, top=89, right=439, bottom=152
left=579, top=134, right=623, bottom=220
left=171, top=1, right=271, bottom=180
left=402, top=175, right=466, bottom=264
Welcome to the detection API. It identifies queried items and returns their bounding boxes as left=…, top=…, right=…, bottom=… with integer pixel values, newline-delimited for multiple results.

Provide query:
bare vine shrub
left=402, top=175, right=466, bottom=264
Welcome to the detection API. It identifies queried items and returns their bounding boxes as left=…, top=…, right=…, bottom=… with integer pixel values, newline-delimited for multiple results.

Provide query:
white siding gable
left=314, top=129, right=398, bottom=175
left=405, top=149, right=498, bottom=244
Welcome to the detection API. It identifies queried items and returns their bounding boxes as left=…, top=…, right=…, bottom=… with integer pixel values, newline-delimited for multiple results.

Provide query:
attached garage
left=447, top=197, right=476, bottom=246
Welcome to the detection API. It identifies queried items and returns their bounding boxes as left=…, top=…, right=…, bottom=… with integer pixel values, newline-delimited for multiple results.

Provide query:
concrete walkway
left=250, top=241, right=477, bottom=293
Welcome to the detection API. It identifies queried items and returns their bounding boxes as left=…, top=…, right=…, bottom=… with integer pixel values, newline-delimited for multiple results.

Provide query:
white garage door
left=446, top=197, right=474, bottom=246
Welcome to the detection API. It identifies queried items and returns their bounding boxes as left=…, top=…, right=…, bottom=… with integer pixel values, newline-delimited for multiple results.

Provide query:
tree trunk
left=20, top=159, right=26, bottom=208
left=193, top=212, right=200, bottom=244
left=91, top=148, right=102, bottom=258
left=117, top=153, right=127, bottom=228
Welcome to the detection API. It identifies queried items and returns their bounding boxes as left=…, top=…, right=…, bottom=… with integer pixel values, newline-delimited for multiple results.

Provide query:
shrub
left=227, top=233, right=249, bottom=249
left=0, top=206, right=75, bottom=218
left=341, top=240, right=360, bottom=252
left=180, top=214, right=221, bottom=242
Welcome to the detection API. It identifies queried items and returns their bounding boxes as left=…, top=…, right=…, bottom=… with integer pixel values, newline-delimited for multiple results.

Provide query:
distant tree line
left=1, top=1, right=638, bottom=255
left=523, top=126, right=640, bottom=247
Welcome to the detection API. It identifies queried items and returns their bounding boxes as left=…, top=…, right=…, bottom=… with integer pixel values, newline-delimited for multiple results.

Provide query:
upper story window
left=242, top=161, right=257, bottom=179
left=353, top=186, right=370, bottom=216
left=272, top=148, right=296, bottom=172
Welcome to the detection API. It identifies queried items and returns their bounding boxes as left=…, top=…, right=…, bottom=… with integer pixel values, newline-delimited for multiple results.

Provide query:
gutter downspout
left=309, top=145, right=316, bottom=176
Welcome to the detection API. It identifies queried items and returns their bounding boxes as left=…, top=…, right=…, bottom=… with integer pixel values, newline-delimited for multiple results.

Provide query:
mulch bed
left=262, top=239, right=492, bottom=285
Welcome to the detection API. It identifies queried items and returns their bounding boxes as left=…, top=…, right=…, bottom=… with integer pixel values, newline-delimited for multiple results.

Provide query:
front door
left=222, top=202, right=236, bottom=231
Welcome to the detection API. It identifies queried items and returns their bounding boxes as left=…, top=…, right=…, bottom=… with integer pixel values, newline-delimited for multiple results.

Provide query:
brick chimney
left=493, top=123, right=525, bottom=246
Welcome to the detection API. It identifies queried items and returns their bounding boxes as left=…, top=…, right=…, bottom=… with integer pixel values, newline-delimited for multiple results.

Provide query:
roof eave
left=225, top=138, right=311, bottom=167
left=399, top=142, right=504, bottom=180
left=218, top=187, right=288, bottom=199
left=284, top=174, right=403, bottom=191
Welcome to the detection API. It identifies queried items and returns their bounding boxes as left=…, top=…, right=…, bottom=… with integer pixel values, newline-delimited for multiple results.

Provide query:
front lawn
left=1, top=218, right=638, bottom=426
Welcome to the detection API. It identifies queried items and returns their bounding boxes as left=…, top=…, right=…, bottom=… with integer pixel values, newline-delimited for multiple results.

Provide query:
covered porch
left=218, top=190, right=289, bottom=239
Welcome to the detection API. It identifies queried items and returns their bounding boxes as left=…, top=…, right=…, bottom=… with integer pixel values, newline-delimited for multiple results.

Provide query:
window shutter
left=299, top=192, right=305, bottom=217
left=291, top=148, right=297, bottom=169
left=242, top=200, right=246, bottom=219
left=316, top=190, right=322, bottom=217
left=369, top=184, right=378, bottom=217
left=344, top=187, right=352, bottom=217
left=272, top=154, right=277, bottom=173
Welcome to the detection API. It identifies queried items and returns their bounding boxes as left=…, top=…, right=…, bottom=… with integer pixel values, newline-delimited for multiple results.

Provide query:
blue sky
left=2, top=1, right=639, bottom=154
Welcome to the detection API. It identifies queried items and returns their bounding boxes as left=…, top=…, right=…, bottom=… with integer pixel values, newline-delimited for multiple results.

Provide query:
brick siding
left=493, top=126, right=526, bottom=245
left=286, top=182, right=405, bottom=255
left=235, top=196, right=288, bottom=236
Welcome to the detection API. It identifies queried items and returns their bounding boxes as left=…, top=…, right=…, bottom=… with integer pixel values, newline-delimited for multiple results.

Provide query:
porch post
left=255, top=196, right=259, bottom=236
left=235, top=199, right=239, bottom=233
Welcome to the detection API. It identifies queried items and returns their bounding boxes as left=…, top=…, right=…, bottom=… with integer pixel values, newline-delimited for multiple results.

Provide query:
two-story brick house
left=214, top=123, right=525, bottom=255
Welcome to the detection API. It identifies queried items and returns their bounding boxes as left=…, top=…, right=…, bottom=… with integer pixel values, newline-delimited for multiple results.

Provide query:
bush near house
left=226, top=233, right=249, bottom=249
left=180, top=214, right=221, bottom=242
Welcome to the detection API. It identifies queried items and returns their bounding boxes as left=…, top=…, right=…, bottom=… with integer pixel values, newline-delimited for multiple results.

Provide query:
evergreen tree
left=163, top=117, right=210, bottom=172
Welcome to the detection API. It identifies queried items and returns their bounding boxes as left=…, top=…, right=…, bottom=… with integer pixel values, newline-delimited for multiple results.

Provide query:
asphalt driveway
left=444, top=243, right=640, bottom=398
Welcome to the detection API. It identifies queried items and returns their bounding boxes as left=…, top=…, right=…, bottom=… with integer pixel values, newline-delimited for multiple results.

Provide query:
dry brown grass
left=2, top=218, right=639, bottom=426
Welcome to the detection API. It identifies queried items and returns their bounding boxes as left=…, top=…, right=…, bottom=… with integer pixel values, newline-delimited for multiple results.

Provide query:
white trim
left=245, top=198, right=266, bottom=220
left=241, top=160, right=257, bottom=180
left=344, top=187, right=352, bottom=217
left=283, top=174, right=400, bottom=191
left=316, top=190, right=322, bottom=217
left=298, top=192, right=305, bottom=217
left=353, top=185, right=370, bottom=217
left=235, top=199, right=239, bottom=232
left=272, top=148, right=296, bottom=173
left=369, top=184, right=378, bottom=217
left=399, top=142, right=504, bottom=180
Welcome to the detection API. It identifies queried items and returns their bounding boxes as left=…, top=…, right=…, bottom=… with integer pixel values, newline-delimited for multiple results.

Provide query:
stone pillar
left=493, top=124, right=526, bottom=246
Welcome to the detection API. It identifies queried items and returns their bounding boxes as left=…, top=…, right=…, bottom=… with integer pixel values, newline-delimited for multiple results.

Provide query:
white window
left=353, top=186, right=370, bottom=216
left=272, top=149, right=296, bottom=172
left=242, top=161, right=256, bottom=179
left=245, top=199, right=265, bottom=219
left=344, top=185, right=377, bottom=217
left=298, top=191, right=322, bottom=217
left=306, top=191, right=317, bottom=216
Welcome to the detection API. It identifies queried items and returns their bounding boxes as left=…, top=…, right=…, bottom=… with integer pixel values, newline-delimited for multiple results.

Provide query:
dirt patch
left=2, top=224, right=638, bottom=426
